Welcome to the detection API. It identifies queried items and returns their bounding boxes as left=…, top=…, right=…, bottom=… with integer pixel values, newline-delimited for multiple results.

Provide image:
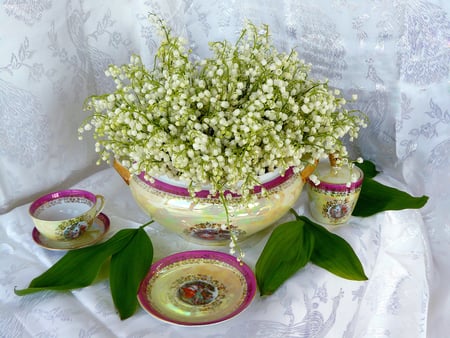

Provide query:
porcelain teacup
left=29, top=189, right=105, bottom=240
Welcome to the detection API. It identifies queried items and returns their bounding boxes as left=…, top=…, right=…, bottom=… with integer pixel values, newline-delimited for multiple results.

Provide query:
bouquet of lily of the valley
left=79, top=15, right=367, bottom=203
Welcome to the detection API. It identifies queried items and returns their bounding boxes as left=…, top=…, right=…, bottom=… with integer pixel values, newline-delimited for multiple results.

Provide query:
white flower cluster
left=79, top=18, right=367, bottom=201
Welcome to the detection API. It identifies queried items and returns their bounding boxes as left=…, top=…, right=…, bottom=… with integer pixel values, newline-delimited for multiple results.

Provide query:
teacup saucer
left=137, top=250, right=257, bottom=326
left=32, top=213, right=110, bottom=250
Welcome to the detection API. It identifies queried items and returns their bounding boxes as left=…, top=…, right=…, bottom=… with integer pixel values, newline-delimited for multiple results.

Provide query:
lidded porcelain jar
left=307, top=159, right=363, bottom=225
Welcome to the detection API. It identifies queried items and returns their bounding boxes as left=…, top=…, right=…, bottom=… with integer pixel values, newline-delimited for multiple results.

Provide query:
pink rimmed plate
left=32, top=213, right=110, bottom=250
left=137, top=250, right=257, bottom=326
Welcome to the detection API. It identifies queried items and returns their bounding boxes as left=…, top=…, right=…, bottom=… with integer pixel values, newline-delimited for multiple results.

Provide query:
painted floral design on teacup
left=57, top=216, right=89, bottom=239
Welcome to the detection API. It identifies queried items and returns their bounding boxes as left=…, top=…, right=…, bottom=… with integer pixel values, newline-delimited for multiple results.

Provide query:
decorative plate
left=137, top=250, right=257, bottom=326
left=32, top=213, right=110, bottom=250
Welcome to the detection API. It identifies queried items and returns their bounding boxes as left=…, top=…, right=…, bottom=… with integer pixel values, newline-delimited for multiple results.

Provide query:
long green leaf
left=15, top=229, right=136, bottom=295
left=110, top=227, right=153, bottom=320
left=255, top=220, right=314, bottom=296
left=353, top=177, right=429, bottom=217
left=298, top=216, right=368, bottom=281
left=353, top=160, right=428, bottom=217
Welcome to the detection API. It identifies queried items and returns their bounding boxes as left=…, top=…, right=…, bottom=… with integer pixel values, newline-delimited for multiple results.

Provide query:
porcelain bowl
left=115, top=161, right=314, bottom=245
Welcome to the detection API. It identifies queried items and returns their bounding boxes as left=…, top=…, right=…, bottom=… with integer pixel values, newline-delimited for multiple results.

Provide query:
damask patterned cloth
left=0, top=1, right=449, bottom=337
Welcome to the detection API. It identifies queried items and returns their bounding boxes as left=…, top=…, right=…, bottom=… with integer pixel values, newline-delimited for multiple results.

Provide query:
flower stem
left=289, top=208, right=300, bottom=219
left=139, top=220, right=155, bottom=229
left=219, top=192, right=244, bottom=261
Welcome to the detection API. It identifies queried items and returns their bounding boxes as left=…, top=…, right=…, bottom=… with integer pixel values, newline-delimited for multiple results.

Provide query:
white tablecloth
left=1, top=0, right=449, bottom=336
left=1, top=167, right=431, bottom=337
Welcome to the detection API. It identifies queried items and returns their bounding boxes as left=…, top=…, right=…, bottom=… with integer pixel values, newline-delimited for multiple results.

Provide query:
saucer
left=137, top=250, right=256, bottom=326
left=32, top=213, right=110, bottom=250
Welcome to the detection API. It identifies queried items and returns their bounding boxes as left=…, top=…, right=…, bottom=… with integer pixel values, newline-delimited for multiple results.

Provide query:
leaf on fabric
left=14, top=229, right=136, bottom=295
left=298, top=216, right=368, bottom=281
left=110, top=227, right=153, bottom=320
left=255, top=220, right=314, bottom=296
left=353, top=160, right=428, bottom=217
left=355, top=160, right=379, bottom=179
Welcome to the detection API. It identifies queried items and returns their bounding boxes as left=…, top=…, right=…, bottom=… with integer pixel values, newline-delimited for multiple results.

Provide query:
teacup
left=29, top=189, right=105, bottom=240
left=307, top=162, right=363, bottom=225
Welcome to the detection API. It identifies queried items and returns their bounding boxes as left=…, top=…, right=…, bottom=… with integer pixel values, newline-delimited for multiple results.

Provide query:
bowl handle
left=301, top=161, right=318, bottom=182
left=113, top=160, right=131, bottom=185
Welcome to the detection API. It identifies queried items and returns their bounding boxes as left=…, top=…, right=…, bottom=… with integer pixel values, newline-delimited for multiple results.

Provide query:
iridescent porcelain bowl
left=114, top=161, right=314, bottom=245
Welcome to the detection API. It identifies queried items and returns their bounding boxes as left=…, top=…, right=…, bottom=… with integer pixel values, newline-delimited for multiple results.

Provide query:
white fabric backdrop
left=1, top=0, right=449, bottom=337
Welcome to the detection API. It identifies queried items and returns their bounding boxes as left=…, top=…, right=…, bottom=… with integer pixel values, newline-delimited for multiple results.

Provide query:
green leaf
left=353, top=159, right=428, bottom=217
left=110, top=227, right=153, bottom=320
left=353, top=177, right=429, bottom=217
left=355, top=160, right=379, bottom=179
left=255, top=220, right=314, bottom=296
left=298, top=216, right=368, bottom=281
left=15, top=229, right=136, bottom=295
